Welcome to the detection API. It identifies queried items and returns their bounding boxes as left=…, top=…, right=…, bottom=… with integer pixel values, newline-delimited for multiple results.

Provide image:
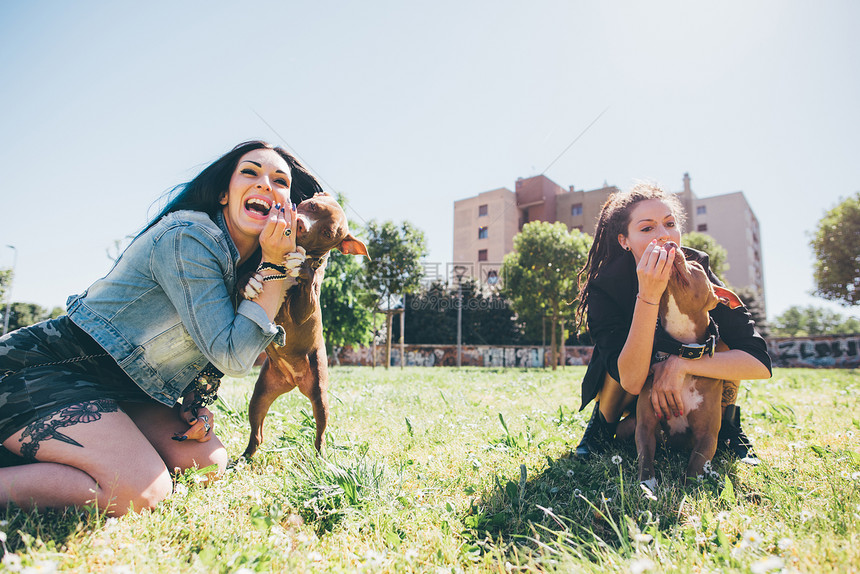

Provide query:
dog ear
left=338, top=234, right=370, bottom=259
left=713, top=286, right=743, bottom=309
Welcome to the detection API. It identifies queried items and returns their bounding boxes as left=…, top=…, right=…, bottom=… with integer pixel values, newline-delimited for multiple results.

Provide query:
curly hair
left=574, top=182, right=685, bottom=330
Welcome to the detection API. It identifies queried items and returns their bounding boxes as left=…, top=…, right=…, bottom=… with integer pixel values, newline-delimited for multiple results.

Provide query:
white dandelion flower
left=566, top=469, right=575, bottom=477
left=611, top=455, right=623, bottom=465
left=739, top=529, right=762, bottom=549
left=629, top=557, right=655, bottom=574
left=1, top=553, right=22, bottom=571
left=633, top=532, right=653, bottom=544
left=750, top=555, right=785, bottom=574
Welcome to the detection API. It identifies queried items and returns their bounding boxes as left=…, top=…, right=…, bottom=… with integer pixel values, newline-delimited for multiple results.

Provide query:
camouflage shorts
left=0, top=316, right=152, bottom=446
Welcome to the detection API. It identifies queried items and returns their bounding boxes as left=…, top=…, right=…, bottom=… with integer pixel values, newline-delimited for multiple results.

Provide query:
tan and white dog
left=242, top=193, right=368, bottom=457
left=628, top=244, right=743, bottom=491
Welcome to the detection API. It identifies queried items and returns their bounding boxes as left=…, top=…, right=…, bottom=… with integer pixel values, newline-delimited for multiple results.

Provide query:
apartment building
left=452, top=172, right=765, bottom=303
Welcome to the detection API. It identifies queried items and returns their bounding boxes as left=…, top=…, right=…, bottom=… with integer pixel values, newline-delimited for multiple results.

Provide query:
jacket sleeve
left=149, top=224, right=284, bottom=376
left=587, top=282, right=631, bottom=383
left=700, top=253, right=773, bottom=375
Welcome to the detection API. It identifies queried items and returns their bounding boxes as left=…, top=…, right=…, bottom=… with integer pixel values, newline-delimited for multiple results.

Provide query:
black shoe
left=718, top=405, right=759, bottom=466
left=575, top=403, right=617, bottom=459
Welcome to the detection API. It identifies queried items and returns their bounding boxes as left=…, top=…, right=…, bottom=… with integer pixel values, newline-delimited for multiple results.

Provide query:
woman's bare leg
left=121, top=402, right=228, bottom=479
left=0, top=400, right=173, bottom=515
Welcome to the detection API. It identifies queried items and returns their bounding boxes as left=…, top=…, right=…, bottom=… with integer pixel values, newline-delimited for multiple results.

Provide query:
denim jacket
left=66, top=210, right=285, bottom=407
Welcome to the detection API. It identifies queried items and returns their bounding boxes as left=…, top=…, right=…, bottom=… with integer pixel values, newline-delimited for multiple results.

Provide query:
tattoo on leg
left=18, top=399, right=119, bottom=461
left=721, top=380, right=739, bottom=408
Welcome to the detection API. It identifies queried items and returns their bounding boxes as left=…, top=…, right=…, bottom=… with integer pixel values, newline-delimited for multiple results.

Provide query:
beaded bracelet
left=262, top=273, right=289, bottom=282
left=257, top=261, right=288, bottom=275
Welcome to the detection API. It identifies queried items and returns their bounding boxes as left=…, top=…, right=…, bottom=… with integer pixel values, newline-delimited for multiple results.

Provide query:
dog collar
left=307, top=253, right=328, bottom=270
left=654, top=317, right=720, bottom=360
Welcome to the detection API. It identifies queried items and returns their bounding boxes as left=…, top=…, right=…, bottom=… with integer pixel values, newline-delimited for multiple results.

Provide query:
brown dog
left=632, top=244, right=742, bottom=491
left=243, top=193, right=368, bottom=457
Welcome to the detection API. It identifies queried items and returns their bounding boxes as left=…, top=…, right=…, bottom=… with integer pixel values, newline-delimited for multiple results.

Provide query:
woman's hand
left=650, top=355, right=687, bottom=419
left=173, top=395, right=214, bottom=443
left=636, top=240, right=675, bottom=303
left=259, top=202, right=298, bottom=263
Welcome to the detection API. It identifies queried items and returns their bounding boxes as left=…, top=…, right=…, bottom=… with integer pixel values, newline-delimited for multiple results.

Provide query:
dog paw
left=243, top=272, right=264, bottom=300
left=640, top=479, right=658, bottom=500
left=284, top=247, right=307, bottom=278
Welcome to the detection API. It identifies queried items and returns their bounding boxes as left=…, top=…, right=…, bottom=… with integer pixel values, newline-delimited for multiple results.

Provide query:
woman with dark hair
left=573, top=183, right=771, bottom=464
left=0, top=140, right=321, bottom=515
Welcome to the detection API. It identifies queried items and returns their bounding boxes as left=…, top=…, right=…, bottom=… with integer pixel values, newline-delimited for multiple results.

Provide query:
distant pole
left=454, top=266, right=467, bottom=368
left=399, top=308, right=405, bottom=370
left=2, top=245, right=17, bottom=336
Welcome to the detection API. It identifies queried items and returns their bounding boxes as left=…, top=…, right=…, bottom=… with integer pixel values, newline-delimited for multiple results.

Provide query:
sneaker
left=575, top=402, right=617, bottom=459
left=718, top=405, right=759, bottom=466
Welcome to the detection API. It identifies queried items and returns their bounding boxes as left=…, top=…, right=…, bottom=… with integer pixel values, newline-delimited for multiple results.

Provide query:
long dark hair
left=143, top=140, right=323, bottom=233
left=574, top=182, right=685, bottom=330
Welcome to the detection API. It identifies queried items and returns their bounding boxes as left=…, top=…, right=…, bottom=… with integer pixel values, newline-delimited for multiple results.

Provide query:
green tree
left=397, top=280, right=520, bottom=345
left=4, top=302, right=64, bottom=332
left=810, top=192, right=860, bottom=306
left=362, top=220, right=428, bottom=368
left=771, top=305, right=860, bottom=337
left=501, top=222, right=591, bottom=370
left=0, top=268, right=11, bottom=302
left=682, top=231, right=730, bottom=284
left=320, top=250, right=375, bottom=363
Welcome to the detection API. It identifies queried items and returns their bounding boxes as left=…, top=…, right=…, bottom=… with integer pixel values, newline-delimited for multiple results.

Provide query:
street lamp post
left=2, top=245, right=17, bottom=336
left=453, top=265, right=467, bottom=368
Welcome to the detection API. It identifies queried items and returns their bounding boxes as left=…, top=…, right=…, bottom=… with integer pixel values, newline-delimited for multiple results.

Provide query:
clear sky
left=1, top=1, right=858, bottom=321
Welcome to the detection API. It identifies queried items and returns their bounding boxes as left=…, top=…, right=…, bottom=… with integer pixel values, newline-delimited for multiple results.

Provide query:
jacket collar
left=213, top=209, right=242, bottom=266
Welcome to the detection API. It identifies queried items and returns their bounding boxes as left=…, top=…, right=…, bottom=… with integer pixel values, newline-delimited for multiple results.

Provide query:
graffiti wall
left=291, top=337, right=860, bottom=369
left=332, top=345, right=593, bottom=368
left=768, top=335, right=860, bottom=368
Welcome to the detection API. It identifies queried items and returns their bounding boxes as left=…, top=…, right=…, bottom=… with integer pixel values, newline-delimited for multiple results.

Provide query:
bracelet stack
left=257, top=261, right=289, bottom=282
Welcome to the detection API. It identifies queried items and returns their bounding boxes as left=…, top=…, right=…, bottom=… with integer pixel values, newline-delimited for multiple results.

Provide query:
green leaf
left=720, top=476, right=736, bottom=504
left=810, top=445, right=828, bottom=457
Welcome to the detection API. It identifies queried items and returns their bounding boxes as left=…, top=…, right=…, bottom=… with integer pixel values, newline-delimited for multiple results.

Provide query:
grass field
left=1, top=366, right=859, bottom=573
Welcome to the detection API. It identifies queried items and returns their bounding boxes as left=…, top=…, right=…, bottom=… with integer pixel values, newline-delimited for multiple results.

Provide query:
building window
left=478, top=204, right=488, bottom=217
left=478, top=249, right=488, bottom=262
left=696, top=205, right=707, bottom=215
left=571, top=203, right=583, bottom=217
left=478, top=226, right=488, bottom=239
left=697, top=224, right=708, bottom=232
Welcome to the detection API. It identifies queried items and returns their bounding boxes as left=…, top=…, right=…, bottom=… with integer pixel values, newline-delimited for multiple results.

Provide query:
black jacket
left=579, top=247, right=772, bottom=410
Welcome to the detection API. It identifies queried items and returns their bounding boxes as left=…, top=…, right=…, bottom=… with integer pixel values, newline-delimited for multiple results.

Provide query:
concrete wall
left=329, top=336, right=860, bottom=369
left=333, top=344, right=594, bottom=368
left=768, top=335, right=860, bottom=368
